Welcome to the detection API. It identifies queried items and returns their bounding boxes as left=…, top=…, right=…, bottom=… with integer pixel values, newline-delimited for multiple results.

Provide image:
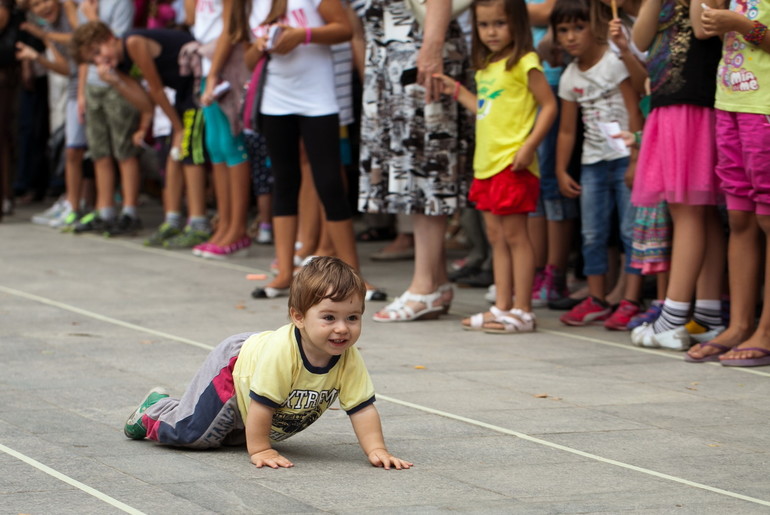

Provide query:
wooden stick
left=611, top=0, right=618, bottom=19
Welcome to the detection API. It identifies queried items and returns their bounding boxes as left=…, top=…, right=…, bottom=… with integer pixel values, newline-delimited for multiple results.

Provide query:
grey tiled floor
left=1, top=202, right=769, bottom=514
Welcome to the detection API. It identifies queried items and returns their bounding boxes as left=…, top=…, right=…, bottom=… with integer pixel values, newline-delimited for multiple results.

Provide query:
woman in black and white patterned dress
left=358, top=0, right=472, bottom=322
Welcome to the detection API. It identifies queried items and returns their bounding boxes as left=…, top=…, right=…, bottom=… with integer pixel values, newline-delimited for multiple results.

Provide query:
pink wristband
left=304, top=27, right=312, bottom=45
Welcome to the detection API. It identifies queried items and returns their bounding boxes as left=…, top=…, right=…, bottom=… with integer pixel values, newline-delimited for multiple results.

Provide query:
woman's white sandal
left=373, top=290, right=445, bottom=322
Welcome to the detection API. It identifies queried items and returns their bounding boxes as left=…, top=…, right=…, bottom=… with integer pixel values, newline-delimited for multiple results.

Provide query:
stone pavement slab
left=1, top=203, right=769, bottom=514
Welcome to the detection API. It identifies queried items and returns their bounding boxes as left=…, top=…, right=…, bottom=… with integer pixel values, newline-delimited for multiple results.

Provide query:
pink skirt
left=631, top=104, right=722, bottom=207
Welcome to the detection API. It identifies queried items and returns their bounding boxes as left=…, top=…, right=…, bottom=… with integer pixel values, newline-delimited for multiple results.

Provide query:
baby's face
left=292, top=295, right=364, bottom=366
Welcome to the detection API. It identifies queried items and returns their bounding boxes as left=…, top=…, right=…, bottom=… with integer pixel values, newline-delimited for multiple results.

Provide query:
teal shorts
left=200, top=79, right=248, bottom=166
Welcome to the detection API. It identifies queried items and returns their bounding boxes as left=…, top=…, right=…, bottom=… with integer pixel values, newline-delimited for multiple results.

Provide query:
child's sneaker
left=626, top=300, right=663, bottom=330
left=124, top=387, right=169, bottom=439
left=537, top=264, right=570, bottom=306
left=604, top=299, right=642, bottom=331
left=163, top=225, right=211, bottom=249
left=72, top=211, right=111, bottom=234
left=31, top=198, right=67, bottom=226
left=105, top=214, right=142, bottom=237
left=256, top=222, right=273, bottom=244
left=144, top=222, right=182, bottom=247
left=685, top=320, right=726, bottom=344
left=560, top=296, right=612, bottom=326
left=530, top=268, right=548, bottom=308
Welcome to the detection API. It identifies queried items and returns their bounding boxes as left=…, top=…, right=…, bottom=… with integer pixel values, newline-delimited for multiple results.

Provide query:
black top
left=646, top=0, right=722, bottom=110
left=118, top=28, right=193, bottom=92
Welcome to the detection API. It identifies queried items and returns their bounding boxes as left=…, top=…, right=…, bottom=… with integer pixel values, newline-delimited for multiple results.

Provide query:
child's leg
left=142, top=332, right=252, bottom=448
left=209, top=162, right=231, bottom=245
left=652, top=203, right=706, bottom=331
left=502, top=213, right=535, bottom=312
left=690, top=206, right=727, bottom=330
left=221, top=160, right=251, bottom=244
left=64, top=147, right=85, bottom=213
left=483, top=211, right=513, bottom=312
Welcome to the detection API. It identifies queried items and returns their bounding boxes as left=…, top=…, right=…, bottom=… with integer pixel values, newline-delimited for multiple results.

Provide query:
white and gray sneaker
left=31, top=197, right=68, bottom=226
left=49, top=204, right=76, bottom=228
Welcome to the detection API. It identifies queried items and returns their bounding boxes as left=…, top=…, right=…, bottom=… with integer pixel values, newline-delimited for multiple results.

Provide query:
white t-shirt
left=250, top=0, right=338, bottom=116
left=192, top=0, right=224, bottom=75
left=558, top=49, right=630, bottom=164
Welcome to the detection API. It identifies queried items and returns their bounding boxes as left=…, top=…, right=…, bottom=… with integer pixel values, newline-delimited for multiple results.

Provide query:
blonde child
left=123, top=257, right=412, bottom=469
left=435, top=0, right=557, bottom=333
left=685, top=0, right=770, bottom=366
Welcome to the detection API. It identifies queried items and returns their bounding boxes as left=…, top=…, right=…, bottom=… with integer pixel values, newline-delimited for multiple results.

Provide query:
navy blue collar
left=295, top=326, right=340, bottom=374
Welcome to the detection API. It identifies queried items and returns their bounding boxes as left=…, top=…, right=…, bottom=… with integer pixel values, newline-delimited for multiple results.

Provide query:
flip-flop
left=684, top=341, right=732, bottom=363
left=720, top=347, right=770, bottom=367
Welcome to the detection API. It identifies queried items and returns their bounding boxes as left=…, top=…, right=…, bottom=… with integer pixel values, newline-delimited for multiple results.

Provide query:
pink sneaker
left=530, top=268, right=548, bottom=308
left=192, top=242, right=214, bottom=257
left=560, top=296, right=612, bottom=326
left=201, top=236, right=252, bottom=259
left=604, top=299, right=642, bottom=331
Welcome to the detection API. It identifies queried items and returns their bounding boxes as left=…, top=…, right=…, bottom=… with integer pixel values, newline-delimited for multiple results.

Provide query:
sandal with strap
left=372, top=289, right=445, bottom=323
left=463, top=305, right=507, bottom=331
left=483, top=309, right=536, bottom=334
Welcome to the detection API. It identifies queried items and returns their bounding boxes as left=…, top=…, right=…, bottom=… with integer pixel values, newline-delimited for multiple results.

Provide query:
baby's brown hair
left=289, top=257, right=366, bottom=316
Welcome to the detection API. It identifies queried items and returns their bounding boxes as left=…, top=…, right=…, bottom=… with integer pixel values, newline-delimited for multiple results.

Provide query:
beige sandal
left=483, top=309, right=536, bottom=334
left=462, top=305, right=507, bottom=331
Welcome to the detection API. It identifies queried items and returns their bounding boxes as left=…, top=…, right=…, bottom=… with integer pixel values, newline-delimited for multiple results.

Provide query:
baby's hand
left=367, top=448, right=413, bottom=470
left=250, top=448, right=294, bottom=469
left=431, top=73, right=457, bottom=97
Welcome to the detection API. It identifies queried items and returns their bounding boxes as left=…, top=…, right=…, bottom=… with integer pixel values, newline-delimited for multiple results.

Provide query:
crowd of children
left=1, top=0, right=769, bottom=368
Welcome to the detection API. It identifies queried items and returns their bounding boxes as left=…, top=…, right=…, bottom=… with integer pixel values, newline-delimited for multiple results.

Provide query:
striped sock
left=653, top=298, right=690, bottom=333
left=692, top=299, right=723, bottom=329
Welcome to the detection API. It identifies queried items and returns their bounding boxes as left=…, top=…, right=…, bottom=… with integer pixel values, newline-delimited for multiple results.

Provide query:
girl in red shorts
left=435, top=0, right=556, bottom=333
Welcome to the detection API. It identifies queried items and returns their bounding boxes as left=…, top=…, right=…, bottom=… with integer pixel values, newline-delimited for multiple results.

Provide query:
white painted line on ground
left=377, top=394, right=770, bottom=507
left=4, top=284, right=770, bottom=508
left=0, top=443, right=146, bottom=515
left=0, top=286, right=213, bottom=351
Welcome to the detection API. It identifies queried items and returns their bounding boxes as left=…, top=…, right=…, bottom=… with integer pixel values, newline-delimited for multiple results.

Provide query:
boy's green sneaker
left=163, top=226, right=211, bottom=249
left=57, top=211, right=81, bottom=232
left=144, top=222, right=182, bottom=247
left=124, top=387, right=169, bottom=439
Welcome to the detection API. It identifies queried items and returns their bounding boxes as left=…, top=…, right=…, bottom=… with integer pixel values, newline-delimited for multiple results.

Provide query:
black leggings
left=261, top=114, right=351, bottom=221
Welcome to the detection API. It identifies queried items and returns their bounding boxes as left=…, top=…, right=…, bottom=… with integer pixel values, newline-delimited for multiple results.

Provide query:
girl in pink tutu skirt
left=628, top=0, right=727, bottom=350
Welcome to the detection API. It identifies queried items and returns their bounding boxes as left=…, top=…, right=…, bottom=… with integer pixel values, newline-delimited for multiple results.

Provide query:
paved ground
left=1, top=201, right=769, bottom=514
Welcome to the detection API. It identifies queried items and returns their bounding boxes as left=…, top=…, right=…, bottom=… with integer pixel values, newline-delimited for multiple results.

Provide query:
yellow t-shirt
left=714, top=0, right=770, bottom=115
left=232, top=324, right=375, bottom=442
left=474, top=52, right=543, bottom=179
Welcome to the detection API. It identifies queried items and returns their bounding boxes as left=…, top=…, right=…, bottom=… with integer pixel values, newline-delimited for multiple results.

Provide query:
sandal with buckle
left=372, top=290, right=444, bottom=322
left=483, top=309, right=536, bottom=334
left=462, top=305, right=507, bottom=331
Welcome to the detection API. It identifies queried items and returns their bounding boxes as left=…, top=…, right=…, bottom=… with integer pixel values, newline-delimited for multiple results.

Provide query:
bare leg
left=93, top=157, right=116, bottom=211
left=267, top=215, right=298, bottom=289
left=689, top=210, right=759, bottom=359
left=208, top=162, right=230, bottom=245
left=665, top=203, right=708, bottom=303
left=484, top=212, right=513, bottom=312
left=719, top=212, right=770, bottom=362
left=65, top=147, right=85, bottom=212
left=218, top=161, right=250, bottom=245
left=183, top=164, right=207, bottom=218
left=117, top=156, right=141, bottom=209
left=528, top=214, right=547, bottom=269
left=296, top=143, right=320, bottom=258
left=164, top=158, right=185, bottom=214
